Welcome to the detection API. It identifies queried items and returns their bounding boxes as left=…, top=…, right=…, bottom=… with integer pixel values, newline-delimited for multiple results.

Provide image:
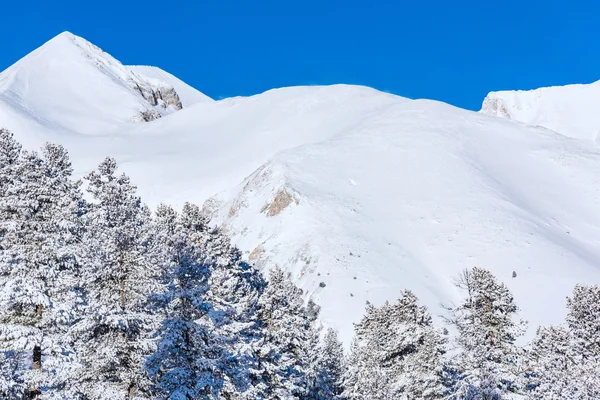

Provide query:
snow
left=3, top=32, right=600, bottom=344
left=214, top=100, right=600, bottom=343
left=0, top=31, right=208, bottom=137
left=481, top=81, right=600, bottom=141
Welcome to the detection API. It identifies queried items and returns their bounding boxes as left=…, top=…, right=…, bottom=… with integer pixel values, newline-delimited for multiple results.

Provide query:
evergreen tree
left=0, top=137, right=84, bottom=397
left=309, top=328, right=345, bottom=400
left=566, top=284, right=600, bottom=358
left=303, top=323, right=322, bottom=400
left=445, top=268, right=526, bottom=398
left=257, top=266, right=312, bottom=398
left=0, top=350, right=25, bottom=399
left=178, top=203, right=269, bottom=398
left=70, top=158, right=160, bottom=399
left=526, top=285, right=600, bottom=399
left=344, top=290, right=447, bottom=399
left=341, top=336, right=393, bottom=400
left=146, top=204, right=227, bottom=399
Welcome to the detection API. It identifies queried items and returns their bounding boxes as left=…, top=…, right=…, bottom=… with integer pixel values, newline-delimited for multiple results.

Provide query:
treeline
left=0, top=129, right=598, bottom=399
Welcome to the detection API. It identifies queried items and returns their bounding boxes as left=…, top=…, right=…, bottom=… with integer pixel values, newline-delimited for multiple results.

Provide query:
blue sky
left=3, top=1, right=599, bottom=110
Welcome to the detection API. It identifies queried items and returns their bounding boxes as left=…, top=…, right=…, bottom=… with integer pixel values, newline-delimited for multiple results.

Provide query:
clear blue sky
left=3, top=1, right=599, bottom=110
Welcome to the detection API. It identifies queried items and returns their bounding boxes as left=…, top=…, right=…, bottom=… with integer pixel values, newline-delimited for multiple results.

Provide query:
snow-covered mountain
left=0, top=31, right=211, bottom=139
left=481, top=81, right=600, bottom=141
left=2, top=32, right=600, bottom=343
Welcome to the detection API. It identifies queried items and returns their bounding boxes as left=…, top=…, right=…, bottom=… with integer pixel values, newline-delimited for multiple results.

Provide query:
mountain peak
left=0, top=32, right=211, bottom=136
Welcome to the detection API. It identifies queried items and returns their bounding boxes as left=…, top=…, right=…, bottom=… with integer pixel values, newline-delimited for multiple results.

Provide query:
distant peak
left=55, top=31, right=76, bottom=39
left=45, top=31, right=79, bottom=46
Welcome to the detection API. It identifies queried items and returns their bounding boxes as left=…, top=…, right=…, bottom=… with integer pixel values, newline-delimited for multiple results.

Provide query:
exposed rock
left=132, top=109, right=162, bottom=122
left=249, top=246, right=266, bottom=263
left=261, top=189, right=298, bottom=217
left=131, top=81, right=183, bottom=110
left=481, top=96, right=511, bottom=119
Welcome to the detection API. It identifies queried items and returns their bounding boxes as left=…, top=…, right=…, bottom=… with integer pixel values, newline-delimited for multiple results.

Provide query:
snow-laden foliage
left=146, top=204, right=227, bottom=399
left=445, top=268, right=526, bottom=398
left=256, top=266, right=314, bottom=398
left=178, top=202, right=270, bottom=399
left=305, top=327, right=345, bottom=400
left=0, top=132, right=84, bottom=397
left=1, top=132, right=599, bottom=399
left=344, top=290, right=447, bottom=399
left=525, top=285, right=600, bottom=400
left=566, top=284, right=600, bottom=358
left=69, top=157, right=161, bottom=399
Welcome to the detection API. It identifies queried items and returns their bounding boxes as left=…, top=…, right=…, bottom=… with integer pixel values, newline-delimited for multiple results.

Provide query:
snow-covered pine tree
left=178, top=203, right=269, bottom=398
left=300, top=299, right=325, bottom=400
left=346, top=290, right=447, bottom=399
left=70, top=157, right=160, bottom=399
left=341, top=334, right=393, bottom=400
left=303, top=322, right=322, bottom=400
left=0, top=137, right=84, bottom=398
left=0, top=129, right=25, bottom=399
left=525, top=285, right=600, bottom=399
left=566, top=284, right=600, bottom=358
left=256, top=266, right=312, bottom=398
left=307, top=328, right=345, bottom=400
left=445, top=267, right=526, bottom=398
left=340, top=337, right=361, bottom=400
left=146, top=204, right=227, bottom=399
left=526, top=325, right=580, bottom=399
left=0, top=350, right=25, bottom=399
left=0, top=129, right=21, bottom=218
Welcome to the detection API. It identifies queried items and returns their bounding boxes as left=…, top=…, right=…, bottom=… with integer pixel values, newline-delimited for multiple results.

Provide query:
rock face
left=130, top=80, right=183, bottom=111
left=132, top=109, right=162, bottom=123
left=480, top=95, right=511, bottom=119
left=261, top=189, right=298, bottom=217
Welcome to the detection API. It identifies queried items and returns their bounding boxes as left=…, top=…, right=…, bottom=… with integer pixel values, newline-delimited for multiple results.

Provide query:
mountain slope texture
left=2, top=32, right=600, bottom=343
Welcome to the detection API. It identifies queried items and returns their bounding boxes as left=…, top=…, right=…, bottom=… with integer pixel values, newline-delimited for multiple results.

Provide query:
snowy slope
left=127, top=65, right=212, bottom=107
left=481, top=81, right=600, bottom=141
left=212, top=100, right=600, bottom=343
left=2, top=33, right=600, bottom=343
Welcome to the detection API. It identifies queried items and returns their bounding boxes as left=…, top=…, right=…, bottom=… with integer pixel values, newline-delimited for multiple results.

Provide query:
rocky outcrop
left=480, top=95, right=511, bottom=119
left=132, top=109, right=162, bottom=122
left=131, top=81, right=183, bottom=111
left=261, top=189, right=298, bottom=217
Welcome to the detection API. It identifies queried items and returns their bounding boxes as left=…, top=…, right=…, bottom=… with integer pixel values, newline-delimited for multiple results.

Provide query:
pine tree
left=178, top=203, right=268, bottom=399
left=310, top=328, right=345, bottom=400
left=0, top=138, right=84, bottom=397
left=70, top=157, right=160, bottom=399
left=146, top=204, right=226, bottom=399
left=445, top=268, right=526, bottom=398
left=344, top=290, right=447, bottom=399
left=303, top=323, right=322, bottom=400
left=256, top=266, right=311, bottom=398
left=566, top=284, right=600, bottom=358
left=527, top=325, right=579, bottom=399
left=526, top=285, right=600, bottom=399
left=341, top=336, right=393, bottom=400
left=0, top=350, right=25, bottom=399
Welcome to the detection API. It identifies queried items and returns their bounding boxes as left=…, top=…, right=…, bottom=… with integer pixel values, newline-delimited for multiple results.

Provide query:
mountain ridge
left=481, top=80, right=600, bottom=141
left=2, top=32, right=600, bottom=342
